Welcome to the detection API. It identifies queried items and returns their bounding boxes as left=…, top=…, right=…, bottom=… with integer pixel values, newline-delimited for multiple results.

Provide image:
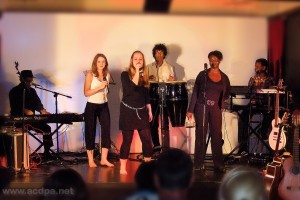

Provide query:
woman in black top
left=186, top=50, right=230, bottom=172
left=119, top=50, right=153, bottom=175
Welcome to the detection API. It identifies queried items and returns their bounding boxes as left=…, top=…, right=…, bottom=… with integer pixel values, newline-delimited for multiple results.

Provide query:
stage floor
left=3, top=153, right=268, bottom=200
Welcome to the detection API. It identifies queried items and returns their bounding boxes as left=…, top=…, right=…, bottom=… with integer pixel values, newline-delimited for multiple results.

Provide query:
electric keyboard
left=256, top=88, right=285, bottom=94
left=0, top=113, right=84, bottom=125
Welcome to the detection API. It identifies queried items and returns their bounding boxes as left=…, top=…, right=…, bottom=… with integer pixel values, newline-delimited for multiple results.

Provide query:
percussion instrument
left=149, top=81, right=188, bottom=127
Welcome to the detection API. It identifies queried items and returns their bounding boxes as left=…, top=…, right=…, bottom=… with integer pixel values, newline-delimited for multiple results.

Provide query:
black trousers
left=84, top=102, right=111, bottom=150
left=120, top=129, right=153, bottom=159
left=194, top=105, right=224, bottom=168
left=150, top=100, right=170, bottom=148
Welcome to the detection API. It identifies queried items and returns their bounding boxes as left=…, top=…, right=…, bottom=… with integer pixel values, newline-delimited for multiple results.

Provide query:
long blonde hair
left=91, top=53, right=108, bottom=78
left=128, top=50, right=149, bottom=88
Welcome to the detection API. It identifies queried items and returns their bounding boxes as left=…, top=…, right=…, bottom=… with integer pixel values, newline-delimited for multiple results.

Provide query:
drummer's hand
left=168, top=75, right=175, bottom=81
left=148, top=110, right=153, bottom=122
left=186, top=112, right=193, bottom=120
left=149, top=75, right=155, bottom=80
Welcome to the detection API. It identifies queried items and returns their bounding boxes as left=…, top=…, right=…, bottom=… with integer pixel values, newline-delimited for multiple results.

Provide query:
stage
left=1, top=152, right=269, bottom=200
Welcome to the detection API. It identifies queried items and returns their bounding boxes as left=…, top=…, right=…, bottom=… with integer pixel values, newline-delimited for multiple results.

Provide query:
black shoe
left=43, top=152, right=56, bottom=161
left=214, top=166, right=226, bottom=173
left=153, top=146, right=161, bottom=153
left=194, top=164, right=205, bottom=171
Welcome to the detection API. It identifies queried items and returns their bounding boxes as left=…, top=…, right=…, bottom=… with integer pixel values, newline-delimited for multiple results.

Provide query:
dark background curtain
left=283, top=10, right=300, bottom=109
left=268, top=18, right=285, bottom=83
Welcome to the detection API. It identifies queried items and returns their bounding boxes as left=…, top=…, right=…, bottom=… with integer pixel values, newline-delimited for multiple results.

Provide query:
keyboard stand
left=29, top=123, right=64, bottom=154
left=224, top=104, right=273, bottom=161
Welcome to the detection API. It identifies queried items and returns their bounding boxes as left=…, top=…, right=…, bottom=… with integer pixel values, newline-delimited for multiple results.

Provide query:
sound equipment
left=278, top=110, right=300, bottom=200
left=5, top=131, right=30, bottom=170
left=0, top=113, right=84, bottom=125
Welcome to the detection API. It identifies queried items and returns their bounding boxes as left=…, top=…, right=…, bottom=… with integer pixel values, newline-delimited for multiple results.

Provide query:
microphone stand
left=156, top=61, right=168, bottom=152
left=14, top=62, right=27, bottom=174
left=203, top=64, right=210, bottom=158
left=34, top=85, right=72, bottom=165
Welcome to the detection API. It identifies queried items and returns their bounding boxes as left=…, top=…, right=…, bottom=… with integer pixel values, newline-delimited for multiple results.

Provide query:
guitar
left=278, top=110, right=300, bottom=200
left=269, top=79, right=287, bottom=150
left=265, top=81, right=286, bottom=200
left=265, top=155, right=284, bottom=200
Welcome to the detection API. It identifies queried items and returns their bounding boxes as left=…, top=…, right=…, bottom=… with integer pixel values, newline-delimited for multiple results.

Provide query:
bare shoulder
left=85, top=70, right=93, bottom=77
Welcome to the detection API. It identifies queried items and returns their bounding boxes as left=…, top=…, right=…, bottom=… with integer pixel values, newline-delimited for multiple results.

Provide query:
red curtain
left=268, top=18, right=285, bottom=82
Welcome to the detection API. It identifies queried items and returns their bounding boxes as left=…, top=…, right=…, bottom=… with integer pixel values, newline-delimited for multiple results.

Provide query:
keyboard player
left=236, top=58, right=275, bottom=153
left=8, top=70, right=54, bottom=160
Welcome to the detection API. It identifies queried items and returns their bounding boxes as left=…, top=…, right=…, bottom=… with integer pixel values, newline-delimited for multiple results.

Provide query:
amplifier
left=5, top=132, right=30, bottom=170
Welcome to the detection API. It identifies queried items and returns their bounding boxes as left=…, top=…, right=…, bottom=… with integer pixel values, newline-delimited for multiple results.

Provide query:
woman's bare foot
left=89, top=161, right=97, bottom=168
left=120, top=169, right=127, bottom=175
left=100, top=160, right=114, bottom=167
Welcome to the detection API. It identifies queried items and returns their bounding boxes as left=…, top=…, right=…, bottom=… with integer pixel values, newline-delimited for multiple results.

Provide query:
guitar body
left=265, top=157, right=284, bottom=200
left=278, top=157, right=300, bottom=200
left=269, top=118, right=287, bottom=150
left=278, top=111, right=300, bottom=200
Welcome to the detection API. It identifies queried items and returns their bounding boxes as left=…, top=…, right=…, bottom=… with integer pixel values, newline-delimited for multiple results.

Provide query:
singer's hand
left=102, top=80, right=109, bottom=87
left=186, top=112, right=193, bottom=120
left=168, top=75, right=175, bottom=81
left=148, top=110, right=153, bottom=122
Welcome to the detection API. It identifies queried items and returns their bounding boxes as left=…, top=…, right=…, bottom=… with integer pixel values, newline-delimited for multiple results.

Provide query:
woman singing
left=119, top=50, right=153, bottom=175
left=84, top=53, right=114, bottom=168
left=186, top=50, right=230, bottom=172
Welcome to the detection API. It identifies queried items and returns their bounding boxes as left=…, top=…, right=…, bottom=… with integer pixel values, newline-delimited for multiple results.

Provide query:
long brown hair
left=128, top=50, right=149, bottom=88
left=91, top=53, right=108, bottom=78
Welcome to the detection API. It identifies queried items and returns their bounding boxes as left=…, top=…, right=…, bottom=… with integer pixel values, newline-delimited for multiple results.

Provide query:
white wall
left=0, top=12, right=267, bottom=154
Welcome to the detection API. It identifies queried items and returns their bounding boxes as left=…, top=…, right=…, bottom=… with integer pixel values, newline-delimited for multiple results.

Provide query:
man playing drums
left=147, top=43, right=175, bottom=153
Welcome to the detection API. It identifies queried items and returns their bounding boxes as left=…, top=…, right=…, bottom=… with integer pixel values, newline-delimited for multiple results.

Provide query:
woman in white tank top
left=84, top=53, right=114, bottom=168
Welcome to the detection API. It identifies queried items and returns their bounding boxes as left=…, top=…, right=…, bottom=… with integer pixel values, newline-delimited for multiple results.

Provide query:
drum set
left=149, top=81, right=189, bottom=127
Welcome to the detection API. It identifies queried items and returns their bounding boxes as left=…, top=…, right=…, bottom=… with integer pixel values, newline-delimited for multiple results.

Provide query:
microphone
left=139, top=68, right=144, bottom=76
left=32, top=83, right=41, bottom=87
left=204, top=63, right=208, bottom=70
left=103, top=77, right=109, bottom=93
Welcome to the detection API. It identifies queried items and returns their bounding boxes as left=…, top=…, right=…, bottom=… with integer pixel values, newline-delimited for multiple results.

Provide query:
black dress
left=119, top=71, right=150, bottom=130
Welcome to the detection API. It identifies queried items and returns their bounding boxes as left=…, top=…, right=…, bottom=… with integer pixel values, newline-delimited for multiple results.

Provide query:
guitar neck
left=293, top=125, right=299, bottom=166
left=274, top=79, right=283, bottom=126
left=274, top=90, right=279, bottom=125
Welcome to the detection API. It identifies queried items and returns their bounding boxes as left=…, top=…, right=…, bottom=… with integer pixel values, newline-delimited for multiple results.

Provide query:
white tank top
left=87, top=75, right=108, bottom=104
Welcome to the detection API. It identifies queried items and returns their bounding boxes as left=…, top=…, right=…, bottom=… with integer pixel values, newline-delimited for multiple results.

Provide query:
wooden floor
left=3, top=152, right=268, bottom=200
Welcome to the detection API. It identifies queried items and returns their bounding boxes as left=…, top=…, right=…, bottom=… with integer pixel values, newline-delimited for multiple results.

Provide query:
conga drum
left=149, top=81, right=159, bottom=101
left=165, top=81, right=188, bottom=127
left=149, top=81, right=188, bottom=127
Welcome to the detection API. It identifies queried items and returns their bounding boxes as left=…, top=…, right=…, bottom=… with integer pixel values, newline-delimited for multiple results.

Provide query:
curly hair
left=152, top=43, right=168, bottom=59
left=255, top=58, right=269, bottom=73
left=208, top=50, right=223, bottom=61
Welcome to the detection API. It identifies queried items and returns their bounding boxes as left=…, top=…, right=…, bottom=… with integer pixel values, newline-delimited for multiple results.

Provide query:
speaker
left=5, top=132, right=30, bottom=170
